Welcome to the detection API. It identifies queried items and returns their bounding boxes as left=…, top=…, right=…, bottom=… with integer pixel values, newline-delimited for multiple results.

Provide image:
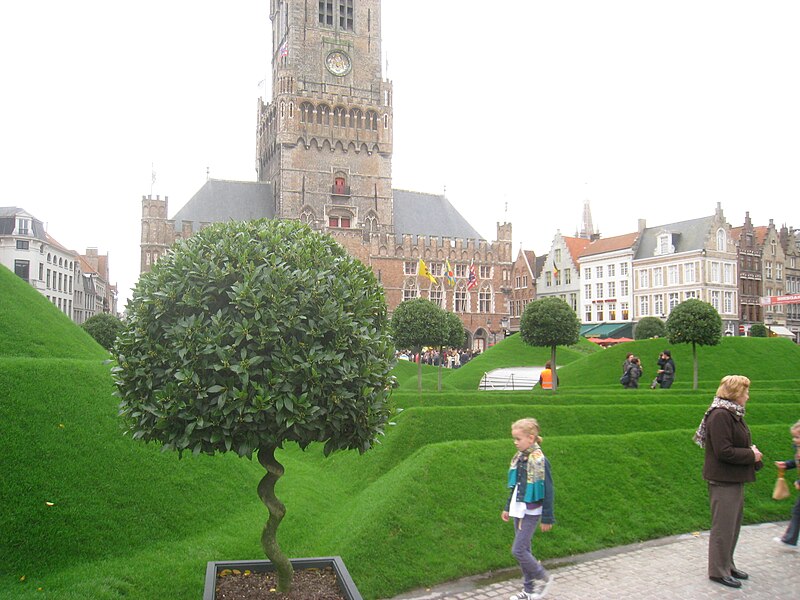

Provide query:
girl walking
left=501, top=418, right=555, bottom=600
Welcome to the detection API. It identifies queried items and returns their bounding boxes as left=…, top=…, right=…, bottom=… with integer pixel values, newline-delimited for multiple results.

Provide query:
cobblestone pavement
left=384, top=522, right=798, bottom=600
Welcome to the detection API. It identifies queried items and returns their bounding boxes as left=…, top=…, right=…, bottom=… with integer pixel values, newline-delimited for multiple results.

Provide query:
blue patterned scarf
left=507, top=444, right=546, bottom=503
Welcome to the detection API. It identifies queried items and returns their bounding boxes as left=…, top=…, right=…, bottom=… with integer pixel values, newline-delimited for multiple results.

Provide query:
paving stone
left=384, top=522, right=797, bottom=600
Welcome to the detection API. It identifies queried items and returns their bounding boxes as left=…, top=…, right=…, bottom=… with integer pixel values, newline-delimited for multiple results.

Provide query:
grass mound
left=2, top=311, right=798, bottom=599
left=0, top=264, right=107, bottom=360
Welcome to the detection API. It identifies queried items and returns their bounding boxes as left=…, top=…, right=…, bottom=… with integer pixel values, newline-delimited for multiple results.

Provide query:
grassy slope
left=2, top=291, right=799, bottom=599
left=0, top=264, right=107, bottom=360
left=392, top=334, right=599, bottom=392
left=558, top=336, right=800, bottom=389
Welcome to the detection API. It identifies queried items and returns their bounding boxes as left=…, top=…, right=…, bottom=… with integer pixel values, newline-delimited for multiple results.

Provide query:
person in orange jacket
left=538, top=361, right=558, bottom=390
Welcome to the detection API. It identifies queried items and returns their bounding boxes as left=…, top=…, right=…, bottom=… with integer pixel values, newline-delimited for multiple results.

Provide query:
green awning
left=581, top=322, right=634, bottom=339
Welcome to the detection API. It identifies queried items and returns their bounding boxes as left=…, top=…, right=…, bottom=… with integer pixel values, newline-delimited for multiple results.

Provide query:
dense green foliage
left=444, top=310, right=466, bottom=349
left=634, top=316, right=667, bottom=339
left=114, top=220, right=394, bottom=458
left=81, top=313, right=123, bottom=350
left=666, top=299, right=723, bottom=389
left=0, top=264, right=107, bottom=360
left=520, top=297, right=580, bottom=390
left=391, top=298, right=448, bottom=351
left=112, top=220, right=394, bottom=592
left=750, top=323, right=768, bottom=337
left=3, top=275, right=800, bottom=600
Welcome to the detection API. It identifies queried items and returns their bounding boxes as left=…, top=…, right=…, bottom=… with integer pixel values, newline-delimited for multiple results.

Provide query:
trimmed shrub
left=634, top=316, right=666, bottom=340
left=81, top=313, right=123, bottom=350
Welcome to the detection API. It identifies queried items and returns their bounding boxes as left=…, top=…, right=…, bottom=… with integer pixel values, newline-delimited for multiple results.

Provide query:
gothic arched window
left=299, top=102, right=314, bottom=123
left=316, top=104, right=330, bottom=125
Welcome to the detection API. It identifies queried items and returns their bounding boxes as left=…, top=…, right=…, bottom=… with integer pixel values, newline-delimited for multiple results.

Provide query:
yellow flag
left=418, top=258, right=438, bottom=284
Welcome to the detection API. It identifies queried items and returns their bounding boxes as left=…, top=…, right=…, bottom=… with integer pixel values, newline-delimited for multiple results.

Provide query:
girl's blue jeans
left=511, top=514, right=548, bottom=593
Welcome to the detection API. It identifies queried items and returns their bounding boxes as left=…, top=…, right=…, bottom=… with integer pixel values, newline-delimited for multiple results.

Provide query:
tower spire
left=578, top=198, right=597, bottom=240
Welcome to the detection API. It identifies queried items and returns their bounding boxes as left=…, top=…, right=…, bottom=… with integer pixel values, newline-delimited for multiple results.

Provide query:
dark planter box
left=204, top=556, right=362, bottom=600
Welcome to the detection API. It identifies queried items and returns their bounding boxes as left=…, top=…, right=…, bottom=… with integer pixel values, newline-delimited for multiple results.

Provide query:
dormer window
left=16, top=217, right=31, bottom=235
left=655, top=233, right=674, bottom=256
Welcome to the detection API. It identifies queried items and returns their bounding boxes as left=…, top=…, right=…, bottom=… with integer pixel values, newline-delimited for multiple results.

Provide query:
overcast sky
left=2, top=1, right=798, bottom=307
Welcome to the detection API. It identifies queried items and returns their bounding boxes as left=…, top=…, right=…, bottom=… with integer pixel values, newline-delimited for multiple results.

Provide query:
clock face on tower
left=325, top=50, right=352, bottom=76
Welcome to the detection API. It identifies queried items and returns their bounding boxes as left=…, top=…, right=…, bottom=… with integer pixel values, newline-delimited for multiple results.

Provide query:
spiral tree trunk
left=257, top=446, right=294, bottom=592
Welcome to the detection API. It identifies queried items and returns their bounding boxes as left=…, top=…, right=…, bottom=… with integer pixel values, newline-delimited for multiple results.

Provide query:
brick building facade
left=140, top=0, right=512, bottom=351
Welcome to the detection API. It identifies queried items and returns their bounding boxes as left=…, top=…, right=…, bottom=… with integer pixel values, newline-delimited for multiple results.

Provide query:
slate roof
left=392, top=189, right=483, bottom=240
left=634, top=215, right=715, bottom=259
left=0, top=207, right=47, bottom=241
left=168, top=183, right=485, bottom=242
left=170, top=180, right=275, bottom=233
left=534, top=253, right=548, bottom=278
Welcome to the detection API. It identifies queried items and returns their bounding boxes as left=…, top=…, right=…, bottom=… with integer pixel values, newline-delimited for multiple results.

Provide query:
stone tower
left=256, top=0, right=394, bottom=234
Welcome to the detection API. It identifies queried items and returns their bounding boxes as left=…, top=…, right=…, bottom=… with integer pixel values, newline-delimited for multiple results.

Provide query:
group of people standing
left=620, top=350, right=675, bottom=389
left=502, top=377, right=799, bottom=600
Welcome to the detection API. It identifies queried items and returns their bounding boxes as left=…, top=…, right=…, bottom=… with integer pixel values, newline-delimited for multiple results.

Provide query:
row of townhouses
left=1, top=207, right=118, bottom=322
left=509, top=203, right=800, bottom=342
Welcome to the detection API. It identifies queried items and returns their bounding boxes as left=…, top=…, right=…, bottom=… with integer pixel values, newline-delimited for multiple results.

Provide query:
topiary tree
left=390, top=298, right=448, bottom=392
left=749, top=323, right=768, bottom=337
left=665, top=299, right=722, bottom=390
left=81, top=312, right=124, bottom=350
left=634, top=316, right=666, bottom=340
left=112, top=220, right=394, bottom=593
left=519, top=297, right=580, bottom=392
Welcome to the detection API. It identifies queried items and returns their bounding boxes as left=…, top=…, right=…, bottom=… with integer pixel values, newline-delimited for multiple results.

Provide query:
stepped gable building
left=632, top=203, right=738, bottom=334
left=140, top=0, right=512, bottom=351
left=536, top=231, right=590, bottom=313
left=730, top=212, right=766, bottom=327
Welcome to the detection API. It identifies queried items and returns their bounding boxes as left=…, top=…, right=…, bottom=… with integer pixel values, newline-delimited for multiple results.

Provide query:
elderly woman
left=693, top=375, right=763, bottom=589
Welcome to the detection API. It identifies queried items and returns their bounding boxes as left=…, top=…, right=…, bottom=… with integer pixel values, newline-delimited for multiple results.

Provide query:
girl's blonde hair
left=715, top=375, right=751, bottom=403
left=790, top=420, right=800, bottom=434
left=512, top=418, right=542, bottom=444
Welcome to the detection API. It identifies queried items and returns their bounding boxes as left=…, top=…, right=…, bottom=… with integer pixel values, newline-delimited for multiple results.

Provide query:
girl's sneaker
left=509, top=592, right=534, bottom=600
left=531, top=574, right=554, bottom=599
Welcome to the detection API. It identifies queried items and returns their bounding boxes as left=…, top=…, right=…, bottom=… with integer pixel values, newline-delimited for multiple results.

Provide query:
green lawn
left=2, top=280, right=798, bottom=599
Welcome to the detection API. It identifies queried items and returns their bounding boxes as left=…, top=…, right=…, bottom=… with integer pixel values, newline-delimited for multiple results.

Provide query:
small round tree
left=81, top=313, right=124, bottom=350
left=439, top=310, right=467, bottom=390
left=749, top=323, right=768, bottom=337
left=519, top=297, right=580, bottom=392
left=113, top=220, right=394, bottom=592
left=634, top=316, right=666, bottom=340
left=665, top=299, right=722, bottom=390
left=390, top=298, right=448, bottom=392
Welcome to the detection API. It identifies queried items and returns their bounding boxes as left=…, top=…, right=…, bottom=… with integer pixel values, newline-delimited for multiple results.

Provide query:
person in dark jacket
left=693, top=375, right=763, bottom=589
left=657, top=350, right=675, bottom=388
left=623, top=356, right=643, bottom=388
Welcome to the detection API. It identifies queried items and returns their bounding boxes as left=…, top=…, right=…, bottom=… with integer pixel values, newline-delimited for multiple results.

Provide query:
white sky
left=2, top=1, right=799, bottom=307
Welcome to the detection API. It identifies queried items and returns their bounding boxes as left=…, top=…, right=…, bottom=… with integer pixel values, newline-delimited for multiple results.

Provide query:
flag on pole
left=553, top=263, right=559, bottom=278
left=445, top=259, right=455, bottom=286
left=467, top=261, right=478, bottom=290
left=419, top=258, right=438, bottom=284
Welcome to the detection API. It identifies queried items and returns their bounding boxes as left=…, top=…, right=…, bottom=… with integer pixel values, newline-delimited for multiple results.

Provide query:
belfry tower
left=256, top=0, right=394, bottom=234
